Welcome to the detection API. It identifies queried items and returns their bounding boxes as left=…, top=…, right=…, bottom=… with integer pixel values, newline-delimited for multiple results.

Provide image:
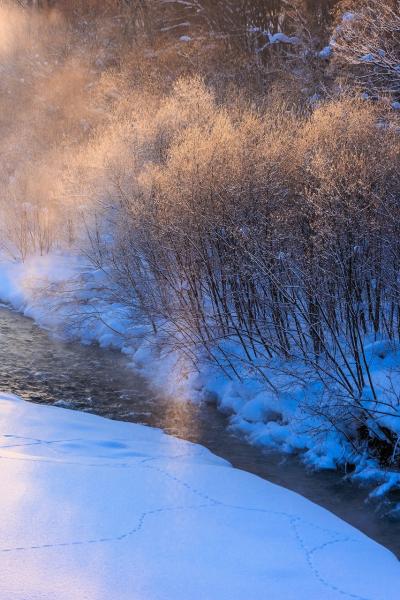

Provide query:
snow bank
left=0, top=254, right=400, bottom=500
left=0, top=392, right=399, bottom=600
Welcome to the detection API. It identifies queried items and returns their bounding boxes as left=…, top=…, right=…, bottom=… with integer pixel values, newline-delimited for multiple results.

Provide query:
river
left=0, top=304, right=399, bottom=557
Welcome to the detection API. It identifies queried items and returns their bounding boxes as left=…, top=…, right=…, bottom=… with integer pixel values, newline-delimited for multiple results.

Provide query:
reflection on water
left=0, top=305, right=399, bottom=557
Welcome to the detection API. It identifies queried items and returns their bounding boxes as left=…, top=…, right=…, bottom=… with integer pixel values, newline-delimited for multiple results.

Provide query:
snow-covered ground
left=0, top=392, right=399, bottom=600
left=0, top=253, right=400, bottom=501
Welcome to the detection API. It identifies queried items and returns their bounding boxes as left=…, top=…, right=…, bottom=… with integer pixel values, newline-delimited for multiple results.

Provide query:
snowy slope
left=0, top=394, right=399, bottom=600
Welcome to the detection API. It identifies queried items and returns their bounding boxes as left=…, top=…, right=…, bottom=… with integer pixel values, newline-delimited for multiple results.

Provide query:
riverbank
left=0, top=253, right=400, bottom=504
left=0, top=303, right=399, bottom=556
left=0, top=392, right=399, bottom=599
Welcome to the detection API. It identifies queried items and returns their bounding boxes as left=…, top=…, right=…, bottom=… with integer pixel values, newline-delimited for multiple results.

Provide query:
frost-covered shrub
left=78, top=78, right=400, bottom=462
left=332, top=0, right=400, bottom=97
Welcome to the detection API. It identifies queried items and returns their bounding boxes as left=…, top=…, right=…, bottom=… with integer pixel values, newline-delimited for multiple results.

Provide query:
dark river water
left=0, top=304, right=399, bottom=557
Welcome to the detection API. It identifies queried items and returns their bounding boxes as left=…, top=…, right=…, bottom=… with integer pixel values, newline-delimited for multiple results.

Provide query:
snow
left=318, top=46, right=332, bottom=59
left=249, top=28, right=299, bottom=54
left=248, top=27, right=299, bottom=45
left=342, top=12, right=356, bottom=22
left=0, top=392, right=399, bottom=600
left=267, top=32, right=299, bottom=45
left=360, top=53, right=375, bottom=63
